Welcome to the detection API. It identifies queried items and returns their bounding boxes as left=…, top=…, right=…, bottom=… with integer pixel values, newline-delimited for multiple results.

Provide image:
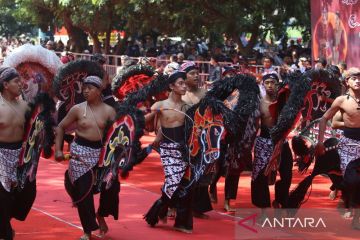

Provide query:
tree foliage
left=3, top=0, right=310, bottom=54
left=13, top=0, right=127, bottom=53
left=0, top=0, right=36, bottom=37
left=127, top=0, right=311, bottom=53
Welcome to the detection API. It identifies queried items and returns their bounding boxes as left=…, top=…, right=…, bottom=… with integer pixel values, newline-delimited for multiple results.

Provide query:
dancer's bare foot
left=167, top=208, right=176, bottom=219
left=224, top=199, right=236, bottom=212
left=96, top=214, right=109, bottom=237
left=173, top=226, right=193, bottom=233
left=343, top=209, right=352, bottom=219
left=79, top=233, right=91, bottom=240
left=329, top=189, right=338, bottom=200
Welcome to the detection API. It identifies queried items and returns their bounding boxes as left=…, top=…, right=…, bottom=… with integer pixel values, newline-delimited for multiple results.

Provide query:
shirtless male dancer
left=0, top=67, right=29, bottom=240
left=316, top=67, right=360, bottom=229
left=251, top=73, right=293, bottom=216
left=55, top=76, right=117, bottom=240
left=251, top=73, right=279, bottom=217
left=181, top=62, right=206, bottom=105
left=180, top=62, right=212, bottom=218
left=144, top=71, right=193, bottom=233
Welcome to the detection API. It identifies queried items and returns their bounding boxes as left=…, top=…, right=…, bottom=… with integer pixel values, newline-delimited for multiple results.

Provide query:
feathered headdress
left=3, top=44, right=63, bottom=101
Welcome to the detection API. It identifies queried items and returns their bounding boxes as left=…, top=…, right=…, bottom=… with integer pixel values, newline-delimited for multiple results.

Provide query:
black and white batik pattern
left=159, top=142, right=188, bottom=199
left=338, top=137, right=360, bottom=174
left=68, top=142, right=101, bottom=183
left=252, top=137, right=273, bottom=181
left=0, top=147, right=21, bottom=192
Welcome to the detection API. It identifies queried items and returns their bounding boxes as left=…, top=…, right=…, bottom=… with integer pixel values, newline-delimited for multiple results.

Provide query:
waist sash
left=159, top=141, right=188, bottom=198
left=68, top=137, right=102, bottom=183
left=0, top=141, right=22, bottom=192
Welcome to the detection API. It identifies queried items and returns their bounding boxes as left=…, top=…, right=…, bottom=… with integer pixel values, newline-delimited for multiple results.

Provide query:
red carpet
left=11, top=134, right=358, bottom=239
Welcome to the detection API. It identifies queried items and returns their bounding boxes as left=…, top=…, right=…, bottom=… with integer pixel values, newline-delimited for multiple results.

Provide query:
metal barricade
left=54, top=52, right=280, bottom=80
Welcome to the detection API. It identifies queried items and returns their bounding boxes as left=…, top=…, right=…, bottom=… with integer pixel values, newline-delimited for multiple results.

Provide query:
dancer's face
left=346, top=75, right=360, bottom=91
left=4, top=77, right=23, bottom=97
left=170, top=78, right=187, bottom=95
left=82, top=84, right=101, bottom=101
left=186, top=69, right=199, bottom=88
left=264, top=78, right=278, bottom=95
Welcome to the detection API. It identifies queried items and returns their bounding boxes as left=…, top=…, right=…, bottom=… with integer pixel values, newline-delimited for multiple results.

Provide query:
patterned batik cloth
left=252, top=137, right=273, bottom=181
left=68, top=142, right=101, bottom=183
left=0, top=147, right=21, bottom=192
left=338, top=136, right=360, bottom=174
left=159, top=142, right=188, bottom=199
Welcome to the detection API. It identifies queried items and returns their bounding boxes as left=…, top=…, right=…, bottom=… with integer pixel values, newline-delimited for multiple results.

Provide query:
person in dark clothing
left=55, top=76, right=117, bottom=240
left=144, top=71, right=193, bottom=233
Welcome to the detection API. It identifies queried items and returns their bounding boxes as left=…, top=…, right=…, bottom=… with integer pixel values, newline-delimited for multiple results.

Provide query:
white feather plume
left=3, top=44, right=63, bottom=75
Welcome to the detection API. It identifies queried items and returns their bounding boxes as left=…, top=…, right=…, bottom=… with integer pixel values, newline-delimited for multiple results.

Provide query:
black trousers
left=153, top=181, right=193, bottom=230
left=209, top=149, right=251, bottom=201
left=0, top=180, right=36, bottom=240
left=251, top=168, right=271, bottom=208
left=209, top=166, right=241, bottom=200
left=192, top=184, right=212, bottom=213
left=224, top=174, right=241, bottom=200
left=275, top=142, right=293, bottom=207
left=174, top=188, right=193, bottom=230
left=343, top=158, right=360, bottom=208
left=251, top=142, right=293, bottom=208
left=65, top=170, right=120, bottom=234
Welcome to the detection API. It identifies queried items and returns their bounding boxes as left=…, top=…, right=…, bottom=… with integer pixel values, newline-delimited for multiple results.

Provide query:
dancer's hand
left=315, top=142, right=325, bottom=156
left=152, top=139, right=160, bottom=149
left=55, top=150, right=64, bottom=161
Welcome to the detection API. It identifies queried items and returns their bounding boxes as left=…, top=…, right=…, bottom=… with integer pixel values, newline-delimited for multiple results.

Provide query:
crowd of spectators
left=6, top=34, right=347, bottom=88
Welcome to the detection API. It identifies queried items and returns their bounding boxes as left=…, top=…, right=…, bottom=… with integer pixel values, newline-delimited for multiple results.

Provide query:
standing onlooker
left=208, top=54, right=222, bottom=82
left=46, top=40, right=55, bottom=51
left=262, top=56, right=276, bottom=75
left=315, top=57, right=327, bottom=70
left=177, top=53, right=185, bottom=66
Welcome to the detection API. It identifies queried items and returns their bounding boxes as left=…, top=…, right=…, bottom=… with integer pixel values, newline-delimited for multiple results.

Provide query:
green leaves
left=0, top=0, right=36, bottom=37
left=2, top=0, right=311, bottom=54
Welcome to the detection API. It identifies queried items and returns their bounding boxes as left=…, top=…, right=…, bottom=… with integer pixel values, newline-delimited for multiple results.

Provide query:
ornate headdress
left=3, top=44, right=63, bottom=101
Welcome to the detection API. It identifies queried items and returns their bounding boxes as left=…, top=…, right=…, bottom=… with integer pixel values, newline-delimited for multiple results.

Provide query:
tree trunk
left=62, top=12, right=88, bottom=53
left=104, top=27, right=112, bottom=54
left=90, top=32, right=101, bottom=53
left=104, top=3, right=113, bottom=54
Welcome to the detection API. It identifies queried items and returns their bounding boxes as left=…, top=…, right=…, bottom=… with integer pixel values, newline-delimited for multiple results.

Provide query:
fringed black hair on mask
left=111, top=64, right=155, bottom=99
left=53, top=60, right=104, bottom=100
left=288, top=138, right=341, bottom=214
left=270, top=68, right=341, bottom=144
left=25, top=92, right=56, bottom=158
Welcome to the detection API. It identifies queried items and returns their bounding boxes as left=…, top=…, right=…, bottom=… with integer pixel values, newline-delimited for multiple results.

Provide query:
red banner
left=311, top=0, right=360, bottom=67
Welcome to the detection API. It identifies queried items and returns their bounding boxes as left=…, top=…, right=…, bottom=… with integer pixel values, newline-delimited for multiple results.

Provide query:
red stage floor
left=11, top=134, right=358, bottom=240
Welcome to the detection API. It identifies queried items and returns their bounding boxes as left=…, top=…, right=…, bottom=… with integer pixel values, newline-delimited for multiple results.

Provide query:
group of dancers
left=1, top=43, right=360, bottom=240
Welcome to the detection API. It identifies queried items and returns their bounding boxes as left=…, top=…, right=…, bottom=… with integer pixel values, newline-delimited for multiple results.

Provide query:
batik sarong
left=252, top=137, right=273, bottom=181
left=338, top=136, right=360, bottom=174
left=68, top=142, right=101, bottom=183
left=159, top=142, right=188, bottom=198
left=0, top=147, right=21, bottom=192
